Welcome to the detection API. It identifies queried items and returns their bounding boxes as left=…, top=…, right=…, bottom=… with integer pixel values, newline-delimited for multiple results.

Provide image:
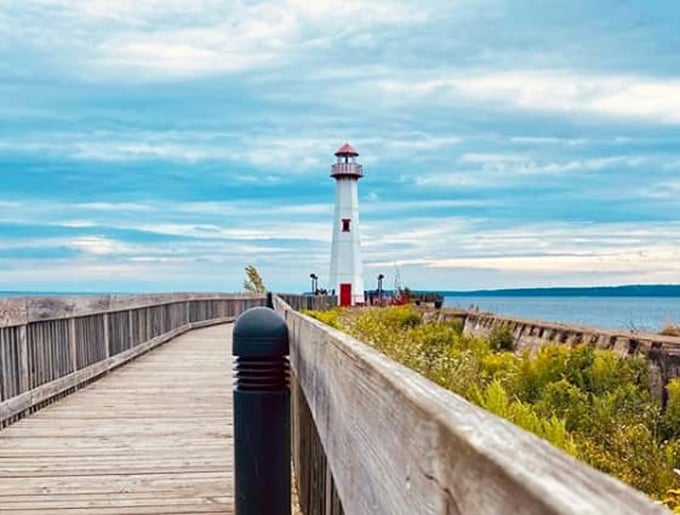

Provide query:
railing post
left=233, top=306, right=290, bottom=515
left=18, top=324, right=29, bottom=393
left=68, top=318, right=77, bottom=373
left=103, top=313, right=110, bottom=359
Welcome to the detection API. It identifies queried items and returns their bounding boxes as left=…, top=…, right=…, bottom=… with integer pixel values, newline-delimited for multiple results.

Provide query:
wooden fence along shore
left=0, top=293, right=672, bottom=514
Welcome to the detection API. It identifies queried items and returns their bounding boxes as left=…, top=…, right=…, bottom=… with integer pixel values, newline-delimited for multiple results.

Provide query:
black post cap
left=233, top=307, right=289, bottom=357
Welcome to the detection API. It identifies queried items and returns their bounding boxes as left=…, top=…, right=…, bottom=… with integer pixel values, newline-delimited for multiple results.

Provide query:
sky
left=2, top=0, right=680, bottom=293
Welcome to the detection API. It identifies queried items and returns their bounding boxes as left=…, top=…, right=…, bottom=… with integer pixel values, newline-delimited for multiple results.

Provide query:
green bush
left=662, top=379, right=680, bottom=440
left=488, top=327, right=515, bottom=351
left=445, top=318, right=464, bottom=336
left=304, top=308, right=342, bottom=329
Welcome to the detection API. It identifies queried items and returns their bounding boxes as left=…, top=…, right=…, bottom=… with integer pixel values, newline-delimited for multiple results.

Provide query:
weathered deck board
left=0, top=324, right=234, bottom=514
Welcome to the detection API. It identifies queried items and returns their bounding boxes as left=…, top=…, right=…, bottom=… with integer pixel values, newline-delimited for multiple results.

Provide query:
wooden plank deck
left=0, top=324, right=235, bottom=514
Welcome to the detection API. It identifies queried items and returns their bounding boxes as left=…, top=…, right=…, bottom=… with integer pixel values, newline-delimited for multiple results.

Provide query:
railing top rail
left=0, top=293, right=265, bottom=327
left=274, top=295, right=667, bottom=515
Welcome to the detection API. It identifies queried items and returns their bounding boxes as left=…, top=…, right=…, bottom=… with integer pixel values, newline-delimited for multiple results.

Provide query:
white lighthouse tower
left=329, top=143, right=365, bottom=306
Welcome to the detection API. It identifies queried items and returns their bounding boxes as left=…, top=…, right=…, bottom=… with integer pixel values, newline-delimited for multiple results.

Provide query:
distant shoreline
left=4, top=284, right=680, bottom=299
left=436, top=284, right=680, bottom=298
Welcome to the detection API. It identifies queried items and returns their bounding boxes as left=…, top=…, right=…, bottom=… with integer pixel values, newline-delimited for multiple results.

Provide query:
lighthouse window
left=342, top=218, right=351, bottom=232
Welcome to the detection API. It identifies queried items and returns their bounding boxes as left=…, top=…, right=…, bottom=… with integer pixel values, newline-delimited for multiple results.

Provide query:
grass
left=307, top=305, right=680, bottom=511
left=660, top=324, right=680, bottom=337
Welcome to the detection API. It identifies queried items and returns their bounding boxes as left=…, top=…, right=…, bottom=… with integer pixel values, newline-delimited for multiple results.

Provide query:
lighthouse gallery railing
left=330, top=162, right=363, bottom=177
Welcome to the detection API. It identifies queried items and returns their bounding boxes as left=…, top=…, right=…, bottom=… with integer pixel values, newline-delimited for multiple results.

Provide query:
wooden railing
left=274, top=296, right=668, bottom=515
left=0, top=293, right=264, bottom=428
left=277, top=294, right=337, bottom=312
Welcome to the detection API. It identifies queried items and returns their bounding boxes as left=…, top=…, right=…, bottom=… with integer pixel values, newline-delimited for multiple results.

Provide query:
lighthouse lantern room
left=329, top=143, right=365, bottom=306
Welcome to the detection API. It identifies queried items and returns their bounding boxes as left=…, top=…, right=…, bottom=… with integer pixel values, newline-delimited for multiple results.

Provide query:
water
left=443, top=296, right=680, bottom=332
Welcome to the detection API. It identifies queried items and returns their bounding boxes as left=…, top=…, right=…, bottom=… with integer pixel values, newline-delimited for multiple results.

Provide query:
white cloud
left=2, top=0, right=428, bottom=79
left=73, top=202, right=154, bottom=212
left=69, top=236, right=130, bottom=255
left=366, top=220, right=680, bottom=281
left=422, top=251, right=673, bottom=274
left=0, top=131, right=464, bottom=172
left=460, top=153, right=527, bottom=164
left=132, top=221, right=331, bottom=242
left=509, top=136, right=589, bottom=146
left=375, top=71, right=680, bottom=124
left=414, top=153, right=649, bottom=188
left=414, top=172, right=487, bottom=188
left=287, top=0, right=427, bottom=26
left=97, top=5, right=298, bottom=78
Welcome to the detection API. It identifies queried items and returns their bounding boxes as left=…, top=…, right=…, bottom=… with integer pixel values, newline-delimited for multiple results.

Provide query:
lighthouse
left=329, top=143, right=365, bottom=306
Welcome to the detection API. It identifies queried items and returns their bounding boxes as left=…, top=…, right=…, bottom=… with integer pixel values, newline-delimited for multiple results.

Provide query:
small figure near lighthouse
left=329, top=143, right=365, bottom=306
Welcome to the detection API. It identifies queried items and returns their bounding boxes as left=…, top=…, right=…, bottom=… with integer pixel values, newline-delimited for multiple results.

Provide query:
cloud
left=1, top=0, right=428, bottom=80
left=509, top=136, right=589, bottom=146
left=69, top=236, right=130, bottom=255
left=0, top=131, right=463, bottom=173
left=460, top=153, right=527, bottom=164
left=422, top=251, right=674, bottom=274
left=366, top=220, right=680, bottom=283
left=640, top=180, right=680, bottom=200
left=413, top=153, right=651, bottom=189
left=375, top=71, right=680, bottom=124
left=287, top=0, right=427, bottom=26
left=97, top=5, right=297, bottom=78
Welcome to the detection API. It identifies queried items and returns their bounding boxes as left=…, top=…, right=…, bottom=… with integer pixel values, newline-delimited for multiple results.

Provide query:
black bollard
left=233, top=306, right=290, bottom=515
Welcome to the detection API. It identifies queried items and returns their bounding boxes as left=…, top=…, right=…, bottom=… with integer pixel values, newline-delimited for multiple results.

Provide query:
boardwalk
left=0, top=324, right=234, bottom=514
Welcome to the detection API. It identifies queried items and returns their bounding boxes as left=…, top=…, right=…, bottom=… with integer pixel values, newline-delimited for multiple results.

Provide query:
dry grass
left=660, top=324, right=680, bottom=337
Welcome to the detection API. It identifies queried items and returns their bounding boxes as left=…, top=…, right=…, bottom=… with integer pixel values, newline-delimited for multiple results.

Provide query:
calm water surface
left=444, top=296, right=680, bottom=332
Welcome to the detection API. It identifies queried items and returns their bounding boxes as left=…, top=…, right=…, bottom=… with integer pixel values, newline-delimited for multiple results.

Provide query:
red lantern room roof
left=334, top=142, right=359, bottom=157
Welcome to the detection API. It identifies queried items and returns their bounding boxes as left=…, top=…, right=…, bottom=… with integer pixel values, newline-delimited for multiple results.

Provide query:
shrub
left=305, top=308, right=342, bottom=329
left=488, top=327, right=514, bottom=351
left=662, top=379, right=680, bottom=440
left=534, top=379, right=590, bottom=432
left=445, top=318, right=465, bottom=336
left=388, top=306, right=422, bottom=328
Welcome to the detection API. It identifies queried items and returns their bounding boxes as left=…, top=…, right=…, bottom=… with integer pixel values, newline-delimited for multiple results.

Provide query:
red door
left=340, top=283, right=352, bottom=307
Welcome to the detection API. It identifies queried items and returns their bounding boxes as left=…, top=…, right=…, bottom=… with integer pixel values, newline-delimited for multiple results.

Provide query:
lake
left=443, top=296, right=680, bottom=332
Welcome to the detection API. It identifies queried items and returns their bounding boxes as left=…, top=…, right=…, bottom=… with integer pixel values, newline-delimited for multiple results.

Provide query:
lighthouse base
left=339, top=283, right=352, bottom=307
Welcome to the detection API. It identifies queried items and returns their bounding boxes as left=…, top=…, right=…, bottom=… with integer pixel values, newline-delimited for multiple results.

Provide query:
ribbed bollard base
left=234, top=357, right=289, bottom=391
